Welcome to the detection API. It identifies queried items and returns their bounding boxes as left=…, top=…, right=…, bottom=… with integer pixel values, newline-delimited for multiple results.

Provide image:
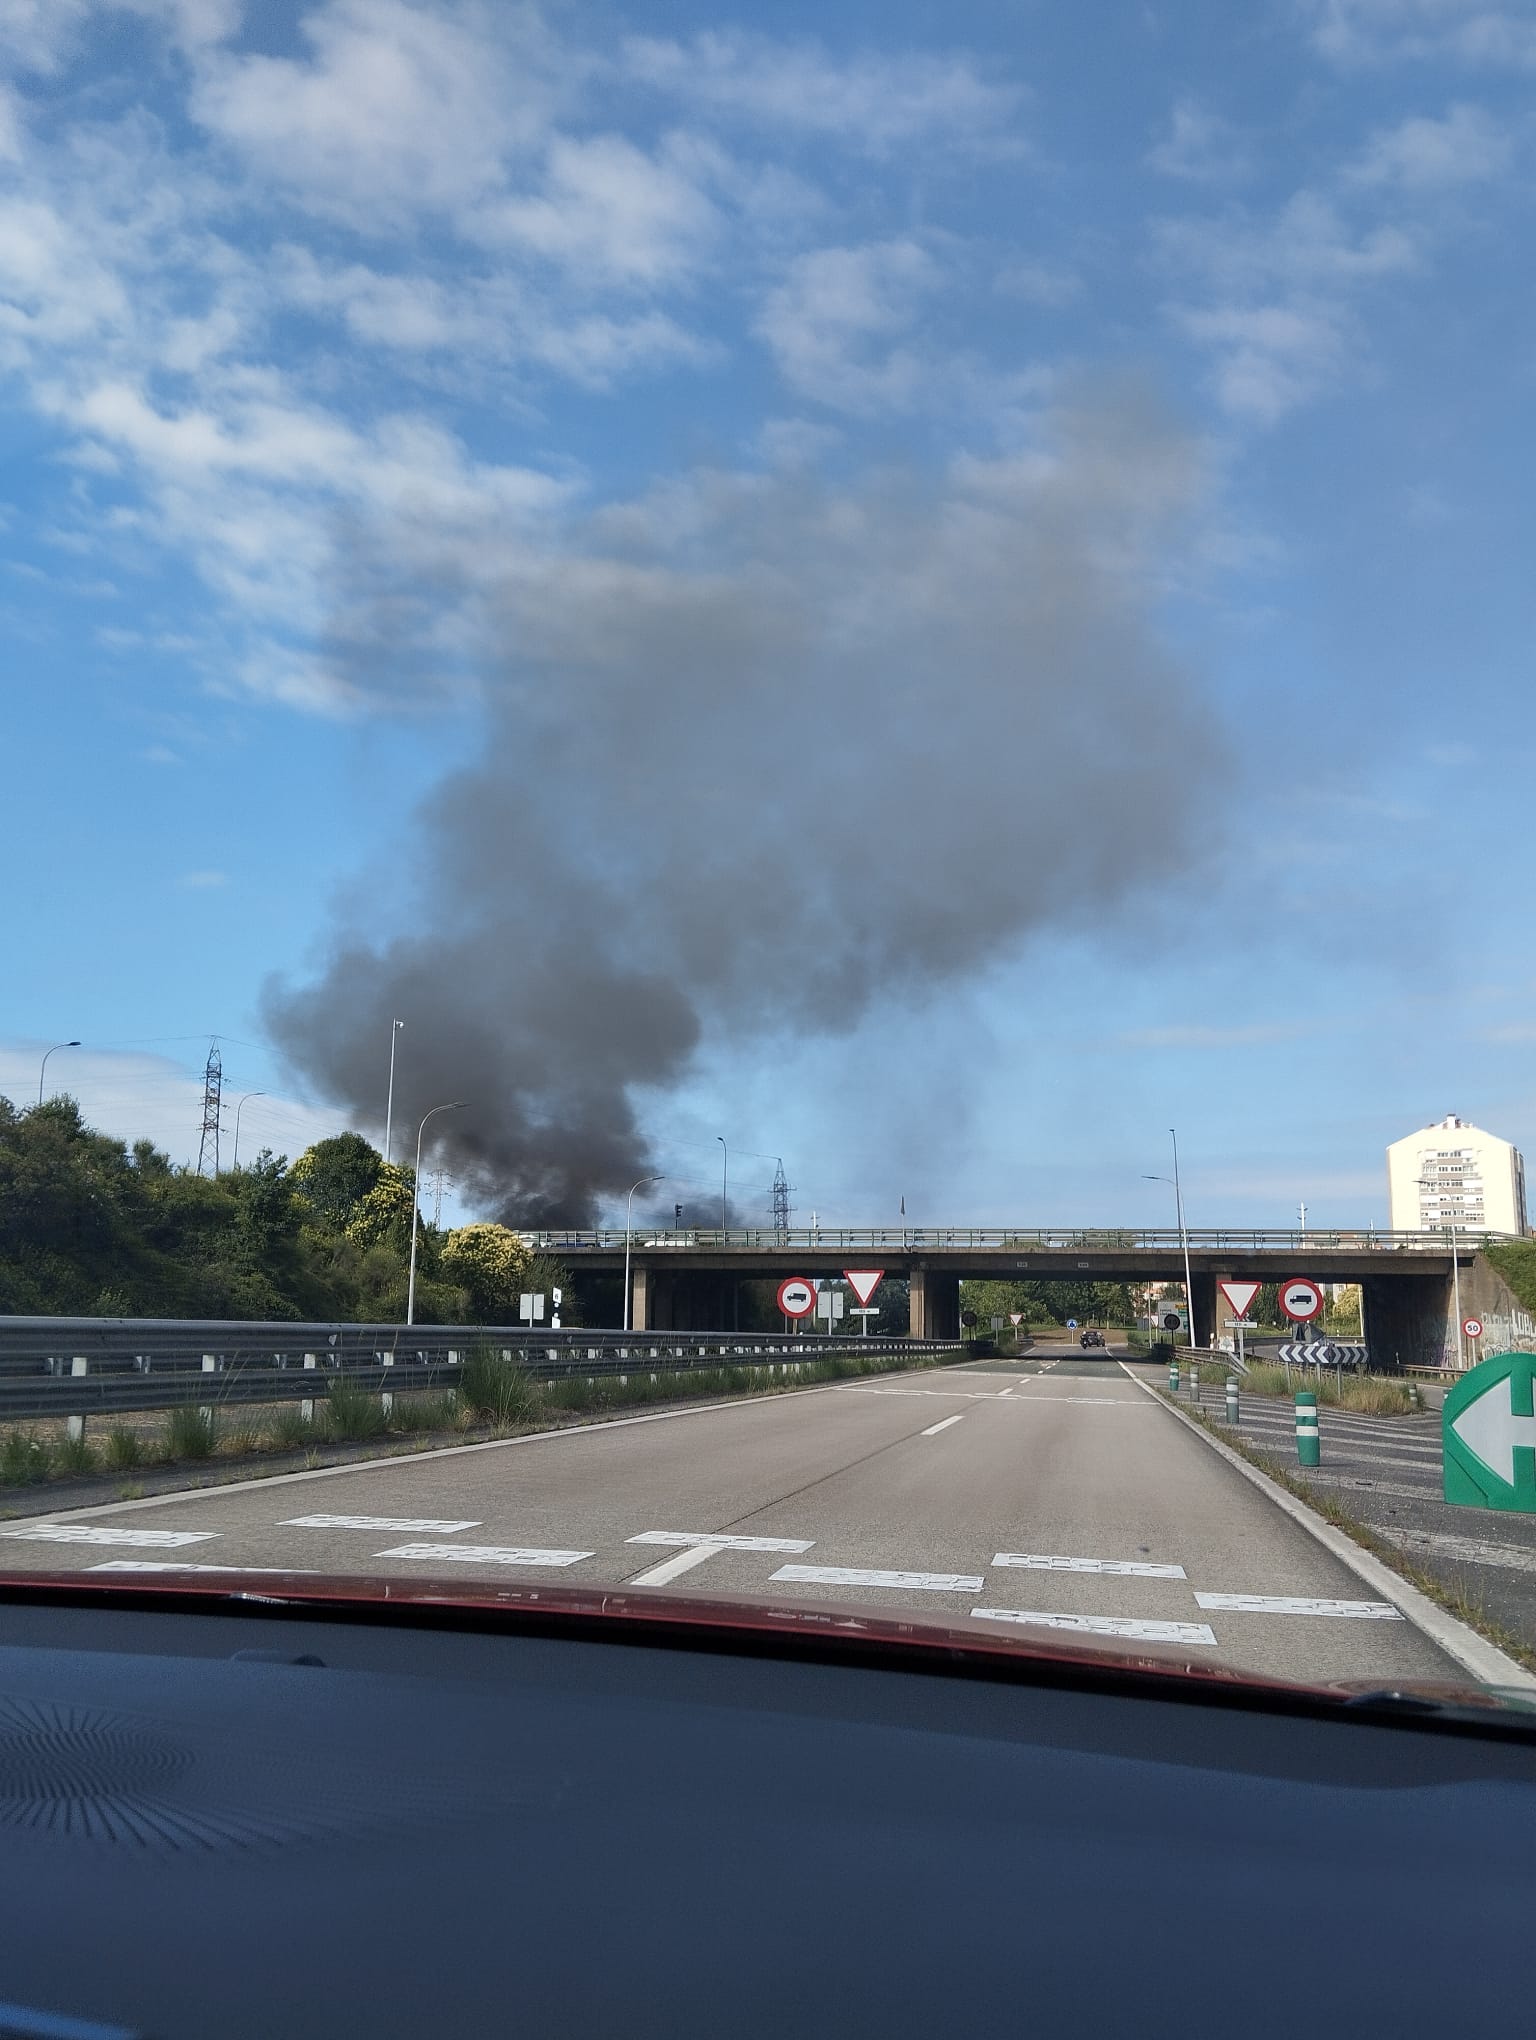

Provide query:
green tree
left=441, top=1223, right=532, bottom=1321
left=291, top=1133, right=383, bottom=1227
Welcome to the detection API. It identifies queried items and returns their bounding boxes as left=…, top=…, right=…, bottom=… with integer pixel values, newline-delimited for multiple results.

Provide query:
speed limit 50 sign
left=1278, top=1278, right=1324, bottom=1323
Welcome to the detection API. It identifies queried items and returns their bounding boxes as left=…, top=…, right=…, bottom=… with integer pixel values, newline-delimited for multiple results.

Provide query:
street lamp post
left=716, top=1135, right=728, bottom=1234
left=1144, top=1131, right=1197, bottom=1348
left=406, top=1101, right=466, bottom=1327
left=232, top=1091, right=266, bottom=1171
left=37, top=1041, right=81, bottom=1106
left=383, top=1019, right=405, bottom=1164
left=624, top=1175, right=664, bottom=1333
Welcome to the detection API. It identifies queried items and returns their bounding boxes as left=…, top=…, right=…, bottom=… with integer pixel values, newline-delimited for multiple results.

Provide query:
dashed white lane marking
left=1194, top=1592, right=1404, bottom=1621
left=973, top=1609, right=1218, bottom=1645
left=375, top=1544, right=593, bottom=1567
left=1, top=1526, right=217, bottom=1548
left=284, top=1513, right=481, bottom=1533
left=628, top=1545, right=724, bottom=1586
left=921, top=1413, right=965, bottom=1437
left=993, top=1553, right=1187, bottom=1579
left=771, top=1564, right=983, bottom=1593
left=627, top=1531, right=813, bottom=1552
left=88, top=1562, right=321, bottom=1574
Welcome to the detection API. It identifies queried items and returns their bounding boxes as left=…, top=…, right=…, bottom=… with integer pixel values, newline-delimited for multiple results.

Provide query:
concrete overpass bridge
left=518, top=1225, right=1505, bottom=1368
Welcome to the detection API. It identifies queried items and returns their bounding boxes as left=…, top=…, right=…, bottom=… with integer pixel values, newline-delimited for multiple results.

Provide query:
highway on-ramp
left=0, top=1345, right=1479, bottom=1686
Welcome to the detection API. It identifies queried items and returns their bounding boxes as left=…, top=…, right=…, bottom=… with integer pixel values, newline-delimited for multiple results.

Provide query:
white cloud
left=176, top=867, right=227, bottom=888
left=1303, top=0, right=1536, bottom=68
left=189, top=0, right=558, bottom=227
left=0, top=1039, right=355, bottom=1172
left=484, top=132, right=719, bottom=286
left=756, top=239, right=940, bottom=411
left=1147, top=99, right=1253, bottom=183
left=1158, top=192, right=1418, bottom=418
left=622, top=30, right=1021, bottom=154
left=1345, top=102, right=1513, bottom=186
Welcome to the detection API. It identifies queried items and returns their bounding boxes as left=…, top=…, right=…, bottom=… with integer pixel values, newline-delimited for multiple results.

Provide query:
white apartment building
left=1386, top=1114, right=1528, bottom=1236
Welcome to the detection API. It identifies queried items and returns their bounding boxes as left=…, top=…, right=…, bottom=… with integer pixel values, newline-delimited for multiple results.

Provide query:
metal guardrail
left=0, top=1317, right=957, bottom=1427
left=517, top=1226, right=1495, bottom=1254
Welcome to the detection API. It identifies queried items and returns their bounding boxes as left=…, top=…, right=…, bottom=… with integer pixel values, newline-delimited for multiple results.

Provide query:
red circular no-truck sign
left=1464, top=1317, right=1484, bottom=1340
left=1278, top=1278, right=1324, bottom=1323
left=777, top=1277, right=816, bottom=1319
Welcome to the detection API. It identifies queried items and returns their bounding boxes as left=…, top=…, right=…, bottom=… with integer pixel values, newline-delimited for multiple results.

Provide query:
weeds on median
left=165, top=1405, right=218, bottom=1460
left=325, top=1379, right=389, bottom=1442
left=105, top=1426, right=145, bottom=1471
left=55, top=1432, right=98, bottom=1476
left=1231, top=1361, right=1418, bottom=1414
left=460, top=1347, right=546, bottom=1426
left=0, top=1430, right=51, bottom=1485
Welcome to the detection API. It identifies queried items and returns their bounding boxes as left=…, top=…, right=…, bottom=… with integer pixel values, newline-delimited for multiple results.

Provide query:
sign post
left=1444, top=1351, right=1536, bottom=1511
left=1217, top=1282, right=1261, bottom=1372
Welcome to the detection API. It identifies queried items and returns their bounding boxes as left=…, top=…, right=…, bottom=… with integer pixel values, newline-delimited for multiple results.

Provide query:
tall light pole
left=624, top=1174, right=664, bottom=1333
left=383, top=1019, right=405, bottom=1164
left=717, top=1135, right=728, bottom=1233
left=406, top=1101, right=465, bottom=1327
left=38, top=1040, right=80, bottom=1106
left=1144, top=1137, right=1196, bottom=1348
left=231, top=1091, right=266, bottom=1171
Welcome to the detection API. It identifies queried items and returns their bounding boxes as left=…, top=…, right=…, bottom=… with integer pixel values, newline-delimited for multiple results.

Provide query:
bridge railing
left=516, top=1226, right=1495, bottom=1253
left=0, top=1318, right=958, bottom=1426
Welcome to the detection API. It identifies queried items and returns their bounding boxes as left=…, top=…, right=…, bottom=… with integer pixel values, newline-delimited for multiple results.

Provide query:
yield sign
left=1217, top=1280, right=1261, bottom=1319
left=843, top=1269, right=884, bottom=1307
left=1445, top=1352, right=1536, bottom=1511
left=1008, top=1313, right=1023, bottom=1326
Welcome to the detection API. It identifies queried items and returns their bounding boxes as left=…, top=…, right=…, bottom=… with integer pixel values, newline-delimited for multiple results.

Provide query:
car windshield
left=3, top=0, right=1535, bottom=1714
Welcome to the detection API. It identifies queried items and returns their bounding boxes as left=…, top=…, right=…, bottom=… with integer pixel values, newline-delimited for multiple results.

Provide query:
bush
left=391, top=1392, right=463, bottom=1435
left=460, top=1348, right=544, bottom=1425
left=55, top=1431, right=98, bottom=1476
left=265, top=1405, right=320, bottom=1450
left=165, top=1405, right=218, bottom=1459
left=326, top=1378, right=389, bottom=1441
left=0, top=1431, right=51, bottom=1484
left=105, top=1427, right=145, bottom=1470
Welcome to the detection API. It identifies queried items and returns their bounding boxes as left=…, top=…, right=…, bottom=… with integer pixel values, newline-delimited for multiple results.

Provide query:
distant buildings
left=1387, top=1114, right=1528, bottom=1236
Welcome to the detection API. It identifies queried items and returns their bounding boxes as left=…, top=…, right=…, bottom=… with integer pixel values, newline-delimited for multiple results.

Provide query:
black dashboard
left=0, top=1583, right=1531, bottom=2038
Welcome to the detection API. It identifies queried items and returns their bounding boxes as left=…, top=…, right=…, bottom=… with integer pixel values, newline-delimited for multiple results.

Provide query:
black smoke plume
left=266, top=388, right=1222, bottom=1223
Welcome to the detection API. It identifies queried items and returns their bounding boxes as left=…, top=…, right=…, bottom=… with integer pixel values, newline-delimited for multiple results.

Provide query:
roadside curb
left=1117, top=1360, right=1536, bottom=1691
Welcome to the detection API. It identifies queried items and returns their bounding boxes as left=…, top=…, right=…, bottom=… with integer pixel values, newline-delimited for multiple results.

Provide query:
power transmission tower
left=196, top=1040, right=223, bottom=1176
left=773, top=1158, right=792, bottom=1243
left=431, top=1168, right=447, bottom=1227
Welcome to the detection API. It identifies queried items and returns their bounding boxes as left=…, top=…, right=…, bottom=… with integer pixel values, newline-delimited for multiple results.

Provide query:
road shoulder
left=1117, top=1360, right=1536, bottom=1690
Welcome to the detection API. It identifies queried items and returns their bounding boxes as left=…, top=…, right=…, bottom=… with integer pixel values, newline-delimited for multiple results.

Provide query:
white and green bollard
left=1226, top=1376, right=1239, bottom=1425
left=1168, top=1358, right=1180, bottom=1393
left=1295, top=1389, right=1320, bottom=1468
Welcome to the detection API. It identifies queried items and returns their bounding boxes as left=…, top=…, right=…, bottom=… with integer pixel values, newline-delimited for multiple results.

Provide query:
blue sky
left=2, top=0, right=1534, bottom=1230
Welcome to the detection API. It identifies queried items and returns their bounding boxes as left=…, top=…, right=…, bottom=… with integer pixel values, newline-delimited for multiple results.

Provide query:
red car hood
left=0, top=1566, right=1522, bottom=1723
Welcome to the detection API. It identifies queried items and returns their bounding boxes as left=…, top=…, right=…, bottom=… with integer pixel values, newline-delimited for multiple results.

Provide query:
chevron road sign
left=1444, top=1351, right=1536, bottom=1512
left=1278, top=1342, right=1368, bottom=1370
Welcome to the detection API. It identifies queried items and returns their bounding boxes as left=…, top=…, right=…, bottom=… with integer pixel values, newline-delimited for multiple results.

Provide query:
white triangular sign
left=843, top=1269, right=884, bottom=1306
left=1218, top=1280, right=1261, bottom=1318
left=1009, top=1313, right=1023, bottom=1325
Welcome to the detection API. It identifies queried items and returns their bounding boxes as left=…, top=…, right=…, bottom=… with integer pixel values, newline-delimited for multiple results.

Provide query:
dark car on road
left=1080, top=1329, right=1105, bottom=1348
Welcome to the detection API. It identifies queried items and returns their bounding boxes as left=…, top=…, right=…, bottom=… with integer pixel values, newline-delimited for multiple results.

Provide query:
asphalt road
left=0, top=1345, right=1474, bottom=1687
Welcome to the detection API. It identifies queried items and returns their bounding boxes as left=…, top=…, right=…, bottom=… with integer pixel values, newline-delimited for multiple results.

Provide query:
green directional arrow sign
left=1443, top=1350, right=1536, bottom=1511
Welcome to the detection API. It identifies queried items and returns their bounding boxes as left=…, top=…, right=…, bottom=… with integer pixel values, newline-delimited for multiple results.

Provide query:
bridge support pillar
left=909, top=1266, right=960, bottom=1341
left=1190, top=1273, right=1219, bottom=1351
left=1360, top=1273, right=1451, bottom=1372
left=629, top=1262, right=650, bottom=1333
